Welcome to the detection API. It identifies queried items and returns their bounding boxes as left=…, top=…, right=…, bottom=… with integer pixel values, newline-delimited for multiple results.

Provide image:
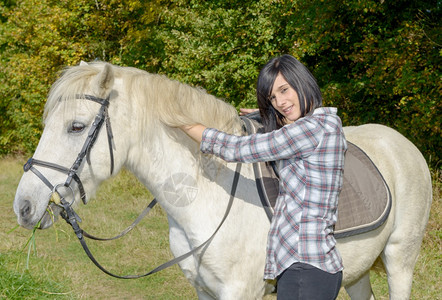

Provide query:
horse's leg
left=378, top=185, right=431, bottom=299
left=379, top=166, right=431, bottom=299
left=167, top=216, right=200, bottom=288
left=345, top=271, right=375, bottom=300
left=380, top=242, right=419, bottom=300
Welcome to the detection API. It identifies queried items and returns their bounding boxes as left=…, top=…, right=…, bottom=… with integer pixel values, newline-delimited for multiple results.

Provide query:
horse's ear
left=80, top=61, right=88, bottom=66
left=91, top=64, right=114, bottom=98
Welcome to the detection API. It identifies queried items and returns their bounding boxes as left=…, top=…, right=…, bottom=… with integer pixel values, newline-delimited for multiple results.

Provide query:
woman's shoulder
left=292, top=107, right=338, bottom=124
left=312, top=107, right=338, bottom=116
left=289, top=107, right=343, bottom=133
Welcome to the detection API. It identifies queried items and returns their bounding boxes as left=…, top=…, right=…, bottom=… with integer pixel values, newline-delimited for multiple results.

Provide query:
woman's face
left=269, top=73, right=301, bottom=123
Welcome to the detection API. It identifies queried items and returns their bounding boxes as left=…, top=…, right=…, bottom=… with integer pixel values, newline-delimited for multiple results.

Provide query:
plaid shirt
left=201, top=107, right=346, bottom=279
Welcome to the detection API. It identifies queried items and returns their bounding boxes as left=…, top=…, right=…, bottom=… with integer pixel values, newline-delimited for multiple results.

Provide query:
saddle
left=241, top=113, right=392, bottom=239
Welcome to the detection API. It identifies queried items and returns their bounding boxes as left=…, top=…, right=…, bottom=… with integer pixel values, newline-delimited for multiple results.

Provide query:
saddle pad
left=241, top=114, right=392, bottom=239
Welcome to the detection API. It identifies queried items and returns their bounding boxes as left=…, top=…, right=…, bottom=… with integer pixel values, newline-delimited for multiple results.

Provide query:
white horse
left=14, top=62, right=432, bottom=299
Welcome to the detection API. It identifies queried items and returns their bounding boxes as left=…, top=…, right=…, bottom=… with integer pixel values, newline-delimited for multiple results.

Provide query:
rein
left=61, top=163, right=241, bottom=279
left=23, top=94, right=242, bottom=279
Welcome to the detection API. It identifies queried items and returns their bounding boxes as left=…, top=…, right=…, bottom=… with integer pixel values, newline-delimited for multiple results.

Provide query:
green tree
left=0, top=0, right=440, bottom=168
left=125, top=0, right=282, bottom=108
left=0, top=0, right=161, bottom=155
left=133, top=0, right=441, bottom=165
left=281, top=0, right=441, bottom=165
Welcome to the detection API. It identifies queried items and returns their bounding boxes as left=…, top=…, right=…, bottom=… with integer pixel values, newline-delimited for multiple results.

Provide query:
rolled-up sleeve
left=200, top=121, right=320, bottom=163
left=200, top=128, right=255, bottom=162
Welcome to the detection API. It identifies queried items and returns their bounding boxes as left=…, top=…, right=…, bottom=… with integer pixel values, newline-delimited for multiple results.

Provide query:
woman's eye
left=68, top=122, right=85, bottom=133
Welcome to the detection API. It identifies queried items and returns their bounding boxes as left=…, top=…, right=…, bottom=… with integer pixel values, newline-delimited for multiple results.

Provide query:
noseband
left=24, top=94, right=115, bottom=206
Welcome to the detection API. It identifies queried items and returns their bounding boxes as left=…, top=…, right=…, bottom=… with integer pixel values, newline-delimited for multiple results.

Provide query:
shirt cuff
left=200, top=128, right=219, bottom=154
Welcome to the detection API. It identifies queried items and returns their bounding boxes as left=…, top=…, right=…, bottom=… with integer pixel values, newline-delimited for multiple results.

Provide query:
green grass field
left=1, top=157, right=440, bottom=299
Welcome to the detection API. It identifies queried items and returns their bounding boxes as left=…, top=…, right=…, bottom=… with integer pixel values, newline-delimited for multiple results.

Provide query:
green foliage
left=0, top=0, right=161, bottom=155
left=283, top=0, right=441, bottom=164
left=145, top=0, right=280, bottom=108
left=0, top=0, right=440, bottom=166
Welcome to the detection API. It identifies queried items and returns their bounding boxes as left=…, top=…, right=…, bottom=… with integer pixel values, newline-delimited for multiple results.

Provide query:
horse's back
left=343, top=123, right=430, bottom=180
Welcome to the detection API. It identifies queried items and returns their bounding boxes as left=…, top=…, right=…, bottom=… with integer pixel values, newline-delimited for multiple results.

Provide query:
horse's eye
left=68, top=122, right=85, bottom=133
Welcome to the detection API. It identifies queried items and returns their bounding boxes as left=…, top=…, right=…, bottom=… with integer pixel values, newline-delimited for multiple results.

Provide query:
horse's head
left=14, top=62, right=123, bottom=229
left=14, top=61, right=244, bottom=230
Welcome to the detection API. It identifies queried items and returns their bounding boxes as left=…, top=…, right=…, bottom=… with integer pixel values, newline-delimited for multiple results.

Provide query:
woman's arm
left=180, top=124, right=207, bottom=143
left=181, top=116, right=326, bottom=164
left=239, top=108, right=259, bottom=116
left=183, top=108, right=257, bottom=141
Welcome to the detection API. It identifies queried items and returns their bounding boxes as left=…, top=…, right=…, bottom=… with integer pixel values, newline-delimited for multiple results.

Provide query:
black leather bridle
left=22, top=94, right=241, bottom=279
left=24, top=94, right=115, bottom=206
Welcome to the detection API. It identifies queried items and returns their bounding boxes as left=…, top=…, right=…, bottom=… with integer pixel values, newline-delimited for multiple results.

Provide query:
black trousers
left=276, top=262, right=342, bottom=300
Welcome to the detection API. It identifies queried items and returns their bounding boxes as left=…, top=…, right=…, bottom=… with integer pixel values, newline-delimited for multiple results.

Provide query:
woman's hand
left=239, top=108, right=259, bottom=116
left=180, top=124, right=206, bottom=143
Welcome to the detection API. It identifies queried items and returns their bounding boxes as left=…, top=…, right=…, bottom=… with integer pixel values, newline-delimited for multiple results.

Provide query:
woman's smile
left=283, top=105, right=294, bottom=114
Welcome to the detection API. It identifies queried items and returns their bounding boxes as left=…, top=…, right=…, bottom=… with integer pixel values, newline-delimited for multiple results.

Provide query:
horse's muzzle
left=16, top=199, right=60, bottom=230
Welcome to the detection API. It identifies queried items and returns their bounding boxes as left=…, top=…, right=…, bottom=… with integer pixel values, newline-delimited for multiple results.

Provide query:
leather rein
left=23, top=94, right=241, bottom=279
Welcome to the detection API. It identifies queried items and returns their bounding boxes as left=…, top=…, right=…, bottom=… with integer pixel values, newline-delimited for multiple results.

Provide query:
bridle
left=24, top=94, right=115, bottom=206
left=23, top=94, right=241, bottom=279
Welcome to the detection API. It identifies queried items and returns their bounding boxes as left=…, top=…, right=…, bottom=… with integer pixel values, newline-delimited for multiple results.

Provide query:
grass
left=0, top=252, right=74, bottom=299
left=1, top=157, right=197, bottom=299
left=1, top=156, right=441, bottom=299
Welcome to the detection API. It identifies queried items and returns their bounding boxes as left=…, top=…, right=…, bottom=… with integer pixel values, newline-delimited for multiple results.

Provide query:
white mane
left=45, top=62, right=244, bottom=135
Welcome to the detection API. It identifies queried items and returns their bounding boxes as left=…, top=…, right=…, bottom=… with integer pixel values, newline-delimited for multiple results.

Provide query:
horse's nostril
left=19, top=200, right=32, bottom=218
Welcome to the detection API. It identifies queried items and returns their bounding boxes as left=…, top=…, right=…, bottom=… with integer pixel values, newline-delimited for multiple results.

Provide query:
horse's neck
left=126, top=124, right=257, bottom=230
left=128, top=127, right=195, bottom=190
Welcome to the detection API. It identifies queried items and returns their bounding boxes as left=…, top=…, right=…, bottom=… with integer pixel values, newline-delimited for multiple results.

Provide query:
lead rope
left=60, top=163, right=242, bottom=279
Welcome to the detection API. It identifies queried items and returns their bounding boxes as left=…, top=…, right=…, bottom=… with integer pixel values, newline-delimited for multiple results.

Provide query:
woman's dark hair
left=256, top=54, right=323, bottom=132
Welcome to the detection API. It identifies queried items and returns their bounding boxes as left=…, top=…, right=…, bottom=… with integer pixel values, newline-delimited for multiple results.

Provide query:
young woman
left=181, top=54, right=346, bottom=299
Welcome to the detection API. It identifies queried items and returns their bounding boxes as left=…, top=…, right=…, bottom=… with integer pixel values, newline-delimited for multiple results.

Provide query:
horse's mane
left=45, top=62, right=243, bottom=134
